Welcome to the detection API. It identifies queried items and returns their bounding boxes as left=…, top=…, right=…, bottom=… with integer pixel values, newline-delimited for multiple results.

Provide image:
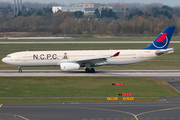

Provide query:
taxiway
left=1, top=102, right=180, bottom=120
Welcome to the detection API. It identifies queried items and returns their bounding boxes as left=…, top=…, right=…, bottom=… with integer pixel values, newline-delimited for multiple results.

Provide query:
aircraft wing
left=155, top=48, right=174, bottom=56
left=75, top=52, right=120, bottom=65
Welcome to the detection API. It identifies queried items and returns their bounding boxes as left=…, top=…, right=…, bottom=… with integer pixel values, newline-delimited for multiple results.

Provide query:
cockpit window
left=6, top=56, right=11, bottom=58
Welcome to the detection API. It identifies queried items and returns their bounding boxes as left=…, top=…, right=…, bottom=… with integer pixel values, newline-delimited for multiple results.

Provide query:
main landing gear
left=85, top=68, right=95, bottom=73
left=18, top=66, right=22, bottom=73
left=84, top=64, right=95, bottom=73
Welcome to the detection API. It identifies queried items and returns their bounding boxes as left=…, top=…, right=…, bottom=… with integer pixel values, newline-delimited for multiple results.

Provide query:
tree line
left=0, top=5, right=180, bottom=35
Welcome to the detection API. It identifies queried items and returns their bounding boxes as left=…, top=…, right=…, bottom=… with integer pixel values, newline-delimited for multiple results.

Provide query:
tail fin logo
left=152, top=33, right=168, bottom=48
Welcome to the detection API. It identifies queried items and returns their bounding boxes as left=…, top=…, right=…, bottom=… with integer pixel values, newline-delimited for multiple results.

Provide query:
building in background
left=100, top=6, right=113, bottom=9
left=62, top=6, right=84, bottom=12
left=52, top=6, right=63, bottom=13
left=52, top=3, right=98, bottom=16
left=77, top=4, right=94, bottom=8
left=0, top=7, right=12, bottom=14
left=52, top=6, right=84, bottom=13
left=84, top=8, right=97, bottom=16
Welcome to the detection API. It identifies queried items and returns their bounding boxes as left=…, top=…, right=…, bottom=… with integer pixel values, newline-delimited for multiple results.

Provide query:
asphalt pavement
left=1, top=102, right=180, bottom=120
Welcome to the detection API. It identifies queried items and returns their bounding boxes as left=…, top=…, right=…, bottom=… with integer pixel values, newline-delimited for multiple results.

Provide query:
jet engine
left=60, top=63, right=80, bottom=71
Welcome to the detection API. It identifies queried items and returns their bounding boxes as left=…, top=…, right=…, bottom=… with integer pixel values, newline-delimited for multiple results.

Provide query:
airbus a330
left=2, top=26, right=175, bottom=73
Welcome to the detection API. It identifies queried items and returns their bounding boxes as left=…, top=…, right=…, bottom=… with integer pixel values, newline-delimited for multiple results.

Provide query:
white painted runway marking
left=0, top=113, right=29, bottom=120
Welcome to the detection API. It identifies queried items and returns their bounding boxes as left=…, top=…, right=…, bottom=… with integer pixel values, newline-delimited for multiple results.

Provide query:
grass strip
left=0, top=77, right=179, bottom=97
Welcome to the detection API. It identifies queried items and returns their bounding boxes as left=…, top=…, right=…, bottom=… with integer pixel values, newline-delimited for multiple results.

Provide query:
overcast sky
left=1, top=0, right=179, bottom=7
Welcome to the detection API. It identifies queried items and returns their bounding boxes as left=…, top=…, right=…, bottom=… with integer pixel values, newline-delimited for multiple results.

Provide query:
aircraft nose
left=2, top=57, right=6, bottom=63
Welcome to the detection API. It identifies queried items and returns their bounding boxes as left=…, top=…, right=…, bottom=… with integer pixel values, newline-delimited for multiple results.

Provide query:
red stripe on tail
left=156, top=33, right=167, bottom=42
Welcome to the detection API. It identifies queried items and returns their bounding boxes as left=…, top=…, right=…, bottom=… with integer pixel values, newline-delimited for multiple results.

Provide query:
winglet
left=113, top=52, right=120, bottom=57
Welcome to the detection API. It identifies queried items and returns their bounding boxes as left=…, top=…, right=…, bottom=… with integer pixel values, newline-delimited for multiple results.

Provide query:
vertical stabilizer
left=143, top=26, right=175, bottom=49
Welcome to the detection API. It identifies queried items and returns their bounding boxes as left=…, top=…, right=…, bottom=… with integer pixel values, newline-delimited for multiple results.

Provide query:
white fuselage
left=2, top=49, right=172, bottom=67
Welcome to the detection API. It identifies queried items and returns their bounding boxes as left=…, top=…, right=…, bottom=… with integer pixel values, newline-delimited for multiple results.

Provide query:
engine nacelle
left=60, top=63, right=80, bottom=71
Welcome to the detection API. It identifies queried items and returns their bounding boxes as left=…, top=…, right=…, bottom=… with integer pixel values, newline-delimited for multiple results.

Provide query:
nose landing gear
left=18, top=66, right=22, bottom=73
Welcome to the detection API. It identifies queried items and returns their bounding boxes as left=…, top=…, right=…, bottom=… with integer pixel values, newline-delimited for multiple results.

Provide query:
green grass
left=0, top=43, right=180, bottom=70
left=0, top=36, right=180, bottom=42
left=0, top=98, right=159, bottom=103
left=0, top=77, right=179, bottom=97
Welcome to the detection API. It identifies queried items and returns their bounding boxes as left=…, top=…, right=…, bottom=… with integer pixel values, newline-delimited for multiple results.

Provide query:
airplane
left=2, top=26, right=175, bottom=73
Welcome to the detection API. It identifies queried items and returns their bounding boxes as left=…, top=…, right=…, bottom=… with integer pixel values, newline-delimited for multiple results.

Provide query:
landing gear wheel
left=85, top=68, right=95, bottom=73
left=85, top=68, right=90, bottom=73
left=90, top=68, right=95, bottom=73
left=19, top=69, right=22, bottom=73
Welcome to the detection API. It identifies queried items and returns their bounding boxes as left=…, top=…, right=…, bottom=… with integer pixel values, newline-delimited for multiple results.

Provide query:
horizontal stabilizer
left=155, top=48, right=174, bottom=56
